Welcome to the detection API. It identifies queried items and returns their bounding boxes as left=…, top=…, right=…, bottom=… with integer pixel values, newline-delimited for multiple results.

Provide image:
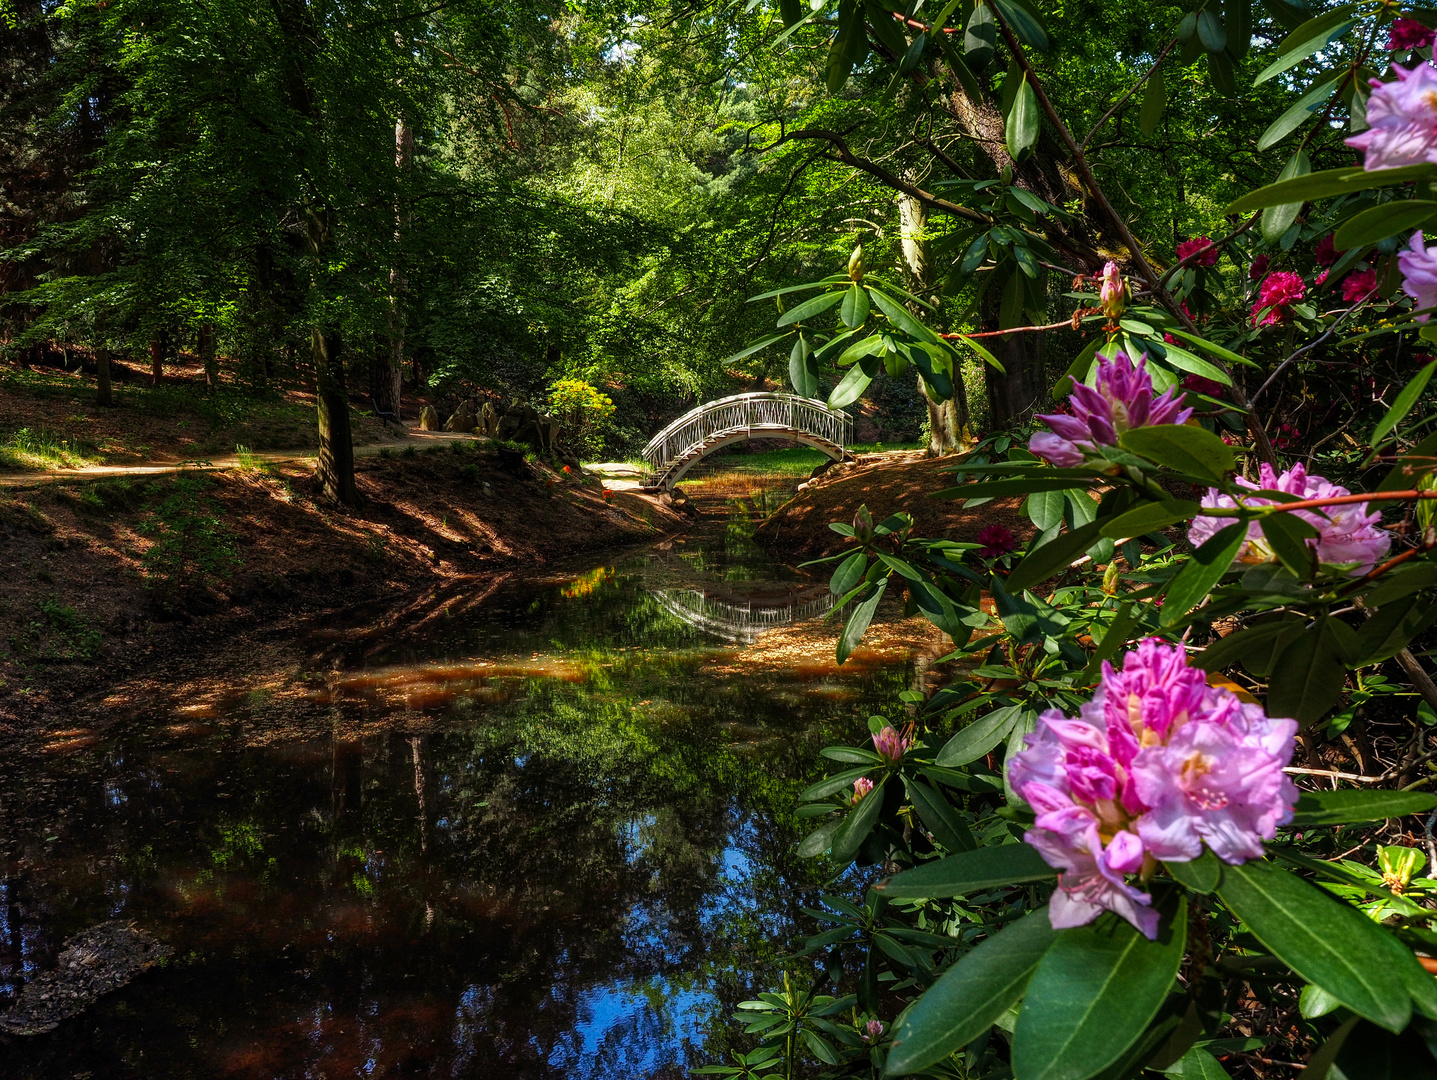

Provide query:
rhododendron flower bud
left=1347, top=64, right=1437, bottom=170
left=1342, top=267, right=1378, bottom=302
left=1390, top=17, right=1436, bottom=52
left=1099, top=260, right=1127, bottom=319
left=1030, top=353, right=1193, bottom=466
left=1401, top=233, right=1437, bottom=319
left=872, top=725, right=910, bottom=762
left=852, top=776, right=874, bottom=804
left=848, top=244, right=865, bottom=282
left=864, top=1019, right=884, bottom=1042
left=1008, top=639, right=1297, bottom=938
left=1176, top=237, right=1218, bottom=268
left=1189, top=463, right=1391, bottom=573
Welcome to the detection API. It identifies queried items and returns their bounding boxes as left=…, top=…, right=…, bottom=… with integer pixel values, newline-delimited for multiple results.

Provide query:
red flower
left=1248, top=254, right=1270, bottom=280
left=1315, top=269, right=1330, bottom=287
left=1252, top=271, right=1306, bottom=326
left=1181, top=375, right=1224, bottom=398
left=976, top=524, right=1019, bottom=559
left=1341, top=267, right=1378, bottom=302
left=1176, top=237, right=1218, bottom=268
left=1314, top=233, right=1344, bottom=266
left=562, top=465, right=571, bottom=473
left=1390, top=16, right=1436, bottom=51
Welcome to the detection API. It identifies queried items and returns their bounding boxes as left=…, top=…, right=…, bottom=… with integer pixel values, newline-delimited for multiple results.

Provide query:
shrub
left=547, top=378, right=615, bottom=458
left=137, top=474, right=242, bottom=594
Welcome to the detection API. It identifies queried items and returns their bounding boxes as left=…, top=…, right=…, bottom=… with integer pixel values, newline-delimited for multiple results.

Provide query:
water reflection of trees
left=0, top=665, right=898, bottom=1078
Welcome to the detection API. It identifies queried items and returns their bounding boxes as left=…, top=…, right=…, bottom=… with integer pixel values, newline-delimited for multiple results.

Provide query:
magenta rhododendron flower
left=1347, top=64, right=1437, bottom=170
left=977, top=523, right=1019, bottom=558
left=852, top=776, right=874, bottom=803
left=1251, top=271, right=1305, bottom=326
left=1314, top=233, right=1342, bottom=267
left=1176, top=237, right=1218, bottom=267
left=1189, top=462, right=1392, bottom=573
left=1008, top=639, right=1298, bottom=938
left=1400, top=233, right=1437, bottom=319
left=1390, top=16, right=1436, bottom=52
left=1030, top=353, right=1193, bottom=466
left=873, top=726, right=910, bottom=762
left=864, top=1019, right=884, bottom=1042
left=1248, top=254, right=1270, bottom=280
left=1342, top=267, right=1379, bottom=302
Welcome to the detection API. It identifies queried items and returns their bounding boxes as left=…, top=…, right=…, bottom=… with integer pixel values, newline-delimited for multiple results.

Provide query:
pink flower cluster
left=852, top=776, right=874, bottom=804
left=1347, top=64, right=1437, bottom=170
left=977, top=523, right=1019, bottom=558
left=1314, top=234, right=1343, bottom=267
left=873, top=725, right=911, bottom=763
left=1401, top=233, right=1437, bottom=319
left=1030, top=353, right=1193, bottom=467
left=1252, top=271, right=1306, bottom=326
left=1390, top=17, right=1436, bottom=52
left=1248, top=254, right=1270, bottom=280
left=1189, top=462, right=1391, bottom=573
left=1176, top=237, right=1218, bottom=267
left=1009, top=639, right=1298, bottom=938
left=1342, top=267, right=1378, bottom=303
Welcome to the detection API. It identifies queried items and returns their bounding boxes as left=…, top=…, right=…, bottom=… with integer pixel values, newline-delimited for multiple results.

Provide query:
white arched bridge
left=641, top=392, right=853, bottom=490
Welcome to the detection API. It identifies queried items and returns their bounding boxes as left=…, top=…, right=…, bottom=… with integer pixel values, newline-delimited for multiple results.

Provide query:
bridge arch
left=640, top=392, right=852, bottom=490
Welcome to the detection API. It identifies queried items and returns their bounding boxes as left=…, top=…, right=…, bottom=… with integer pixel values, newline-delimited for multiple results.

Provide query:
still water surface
left=0, top=520, right=915, bottom=1078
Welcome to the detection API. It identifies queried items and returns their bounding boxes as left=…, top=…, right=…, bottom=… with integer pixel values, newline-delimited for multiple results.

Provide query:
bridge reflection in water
left=641, top=555, right=835, bottom=643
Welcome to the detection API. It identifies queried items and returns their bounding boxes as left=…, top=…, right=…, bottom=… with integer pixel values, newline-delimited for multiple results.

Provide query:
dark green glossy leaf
left=1218, top=860, right=1413, bottom=1031
left=1165, top=1048, right=1234, bottom=1080
left=1259, top=512, right=1318, bottom=577
left=1335, top=201, right=1437, bottom=252
left=1165, top=849, right=1222, bottom=893
left=875, top=843, right=1055, bottom=898
left=886, top=909, right=1060, bottom=1074
left=1372, top=357, right=1437, bottom=445
left=1255, top=14, right=1359, bottom=84
left=826, top=0, right=867, bottom=93
left=1119, top=424, right=1235, bottom=482
left=1006, top=73, right=1039, bottom=159
left=829, top=773, right=886, bottom=862
left=777, top=288, right=845, bottom=327
left=1099, top=499, right=1201, bottom=539
left=1257, top=70, right=1342, bottom=151
left=837, top=579, right=887, bottom=664
left=722, top=332, right=791, bottom=365
left=1262, top=149, right=1312, bottom=244
left=1160, top=522, right=1245, bottom=626
left=800, top=766, right=872, bottom=803
left=1356, top=595, right=1437, bottom=664
left=1192, top=618, right=1302, bottom=672
left=937, top=705, right=1022, bottom=767
left=828, top=356, right=876, bottom=410
left=1196, top=9, right=1226, bottom=51
left=1139, top=66, right=1166, bottom=136
left=1226, top=164, right=1437, bottom=215
left=1007, top=519, right=1107, bottom=592
left=906, top=777, right=977, bottom=852
left=829, top=550, right=867, bottom=597
left=1364, top=562, right=1437, bottom=607
left=789, top=334, right=818, bottom=398
left=1265, top=617, right=1350, bottom=724
left=1289, top=789, right=1437, bottom=826
left=991, top=0, right=1049, bottom=50
left=840, top=283, right=870, bottom=329
left=964, top=1, right=996, bottom=66
left=1012, top=900, right=1187, bottom=1080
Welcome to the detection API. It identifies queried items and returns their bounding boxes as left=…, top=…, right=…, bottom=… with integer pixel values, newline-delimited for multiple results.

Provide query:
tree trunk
left=375, top=113, right=412, bottom=423
left=149, top=336, right=162, bottom=386
left=898, top=181, right=968, bottom=453
left=981, top=290, right=1047, bottom=423
left=314, top=325, right=357, bottom=507
left=96, top=348, right=112, bottom=407
left=199, top=322, right=218, bottom=391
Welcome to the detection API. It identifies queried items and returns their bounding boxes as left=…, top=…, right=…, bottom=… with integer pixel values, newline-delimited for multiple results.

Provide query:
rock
left=418, top=405, right=439, bottom=431
left=443, top=408, right=476, bottom=433
left=0, top=922, right=171, bottom=1035
left=479, top=401, right=499, bottom=437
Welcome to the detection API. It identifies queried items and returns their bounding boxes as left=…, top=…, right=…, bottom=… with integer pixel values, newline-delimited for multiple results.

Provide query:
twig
left=1079, top=38, right=1179, bottom=153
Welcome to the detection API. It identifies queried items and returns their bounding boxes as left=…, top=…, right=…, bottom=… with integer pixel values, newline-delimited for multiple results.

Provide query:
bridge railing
left=641, top=392, right=852, bottom=472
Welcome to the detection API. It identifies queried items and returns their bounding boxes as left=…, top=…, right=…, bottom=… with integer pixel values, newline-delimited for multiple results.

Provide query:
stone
left=443, top=408, right=476, bottom=433
left=479, top=401, right=499, bottom=437
left=418, top=405, right=439, bottom=431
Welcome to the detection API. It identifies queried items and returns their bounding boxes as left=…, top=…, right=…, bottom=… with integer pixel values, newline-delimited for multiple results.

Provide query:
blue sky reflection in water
left=0, top=527, right=921, bottom=1078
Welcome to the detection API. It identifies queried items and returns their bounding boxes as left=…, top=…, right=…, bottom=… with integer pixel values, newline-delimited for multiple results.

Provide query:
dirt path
left=0, top=426, right=483, bottom=487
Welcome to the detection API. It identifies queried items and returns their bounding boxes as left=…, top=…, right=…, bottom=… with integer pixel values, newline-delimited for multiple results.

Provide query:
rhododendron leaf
left=1377, top=428, right=1437, bottom=490
left=1372, top=357, right=1437, bottom=446
left=991, top=0, right=1049, bottom=51
left=1219, top=860, right=1413, bottom=1032
left=1007, top=519, right=1107, bottom=592
left=1333, top=1021, right=1437, bottom=1079
left=1013, top=900, right=1187, bottom=1080
left=828, top=356, right=876, bottom=410
left=1163, top=1048, right=1233, bottom=1080
left=1196, top=10, right=1226, bottom=52
left=869, top=285, right=941, bottom=344
left=777, top=288, right=845, bottom=327
left=798, top=820, right=842, bottom=858
left=1161, top=522, right=1246, bottom=626
left=1262, top=149, right=1312, bottom=243
left=1334, top=201, right=1437, bottom=252
left=1139, top=67, right=1166, bottom=136
left=964, top=1, right=997, bottom=66
left=1166, top=850, right=1222, bottom=894
left=826, top=0, right=867, bottom=93
left=830, top=550, right=867, bottom=596
left=837, top=578, right=887, bottom=664
left=886, top=907, right=1060, bottom=1074
left=1257, top=71, right=1346, bottom=152
left=1099, top=500, right=1202, bottom=539
left=1161, top=328, right=1261, bottom=368
left=789, top=335, right=819, bottom=398
left=1258, top=512, right=1319, bottom=578
left=799, top=766, right=874, bottom=803
left=905, top=777, right=977, bottom=852
left=937, top=704, right=1022, bottom=766
left=1254, top=13, right=1359, bottom=84
left=723, top=332, right=792, bottom=365
left=1355, top=595, right=1437, bottom=665
left=1289, top=789, right=1437, bottom=826
left=1006, top=73, right=1040, bottom=160
left=1363, top=562, right=1437, bottom=607
left=875, top=843, right=1055, bottom=897
left=1228, top=163, right=1437, bottom=213
left=1192, top=618, right=1303, bottom=673
left=829, top=774, right=886, bottom=861
left=1266, top=617, right=1351, bottom=724
left=1155, top=343, right=1232, bottom=385
left=839, top=283, right=870, bottom=329
left=1119, top=424, right=1235, bottom=482
left=1026, top=488, right=1067, bottom=531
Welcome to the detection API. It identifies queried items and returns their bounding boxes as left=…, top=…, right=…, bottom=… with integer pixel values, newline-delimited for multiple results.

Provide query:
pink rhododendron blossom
left=977, top=523, right=1019, bottom=558
left=873, top=726, right=910, bottom=762
left=1181, top=374, right=1224, bottom=399
left=1176, top=237, right=1218, bottom=267
left=1390, top=17, right=1436, bottom=52
left=1248, top=254, right=1270, bottom=280
left=1342, top=267, right=1379, bottom=302
left=1314, top=234, right=1342, bottom=266
left=852, top=776, right=874, bottom=804
left=1251, top=271, right=1305, bottom=326
left=1347, top=64, right=1437, bottom=170
left=1030, top=353, right=1193, bottom=466
left=1400, top=233, right=1437, bottom=319
left=1315, top=269, right=1330, bottom=287
left=1188, top=463, right=1392, bottom=572
left=1099, top=260, right=1127, bottom=319
left=864, top=1019, right=884, bottom=1042
left=1008, top=640, right=1298, bottom=938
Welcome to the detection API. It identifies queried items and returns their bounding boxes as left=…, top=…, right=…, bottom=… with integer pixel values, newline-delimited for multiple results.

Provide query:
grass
left=0, top=427, right=94, bottom=470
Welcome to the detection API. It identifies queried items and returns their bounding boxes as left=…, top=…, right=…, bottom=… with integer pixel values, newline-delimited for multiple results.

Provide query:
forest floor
left=0, top=434, right=686, bottom=747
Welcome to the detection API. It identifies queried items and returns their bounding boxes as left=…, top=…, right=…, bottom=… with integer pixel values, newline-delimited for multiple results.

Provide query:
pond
left=0, top=513, right=925, bottom=1078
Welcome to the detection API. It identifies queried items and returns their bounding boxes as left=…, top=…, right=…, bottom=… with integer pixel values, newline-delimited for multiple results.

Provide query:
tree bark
left=898, top=180, right=968, bottom=453
left=374, top=112, right=411, bottom=422
left=96, top=348, right=112, bottom=407
left=981, top=289, right=1047, bottom=423
left=149, top=335, right=162, bottom=386
left=199, top=322, right=218, bottom=391
left=314, top=324, right=356, bottom=507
